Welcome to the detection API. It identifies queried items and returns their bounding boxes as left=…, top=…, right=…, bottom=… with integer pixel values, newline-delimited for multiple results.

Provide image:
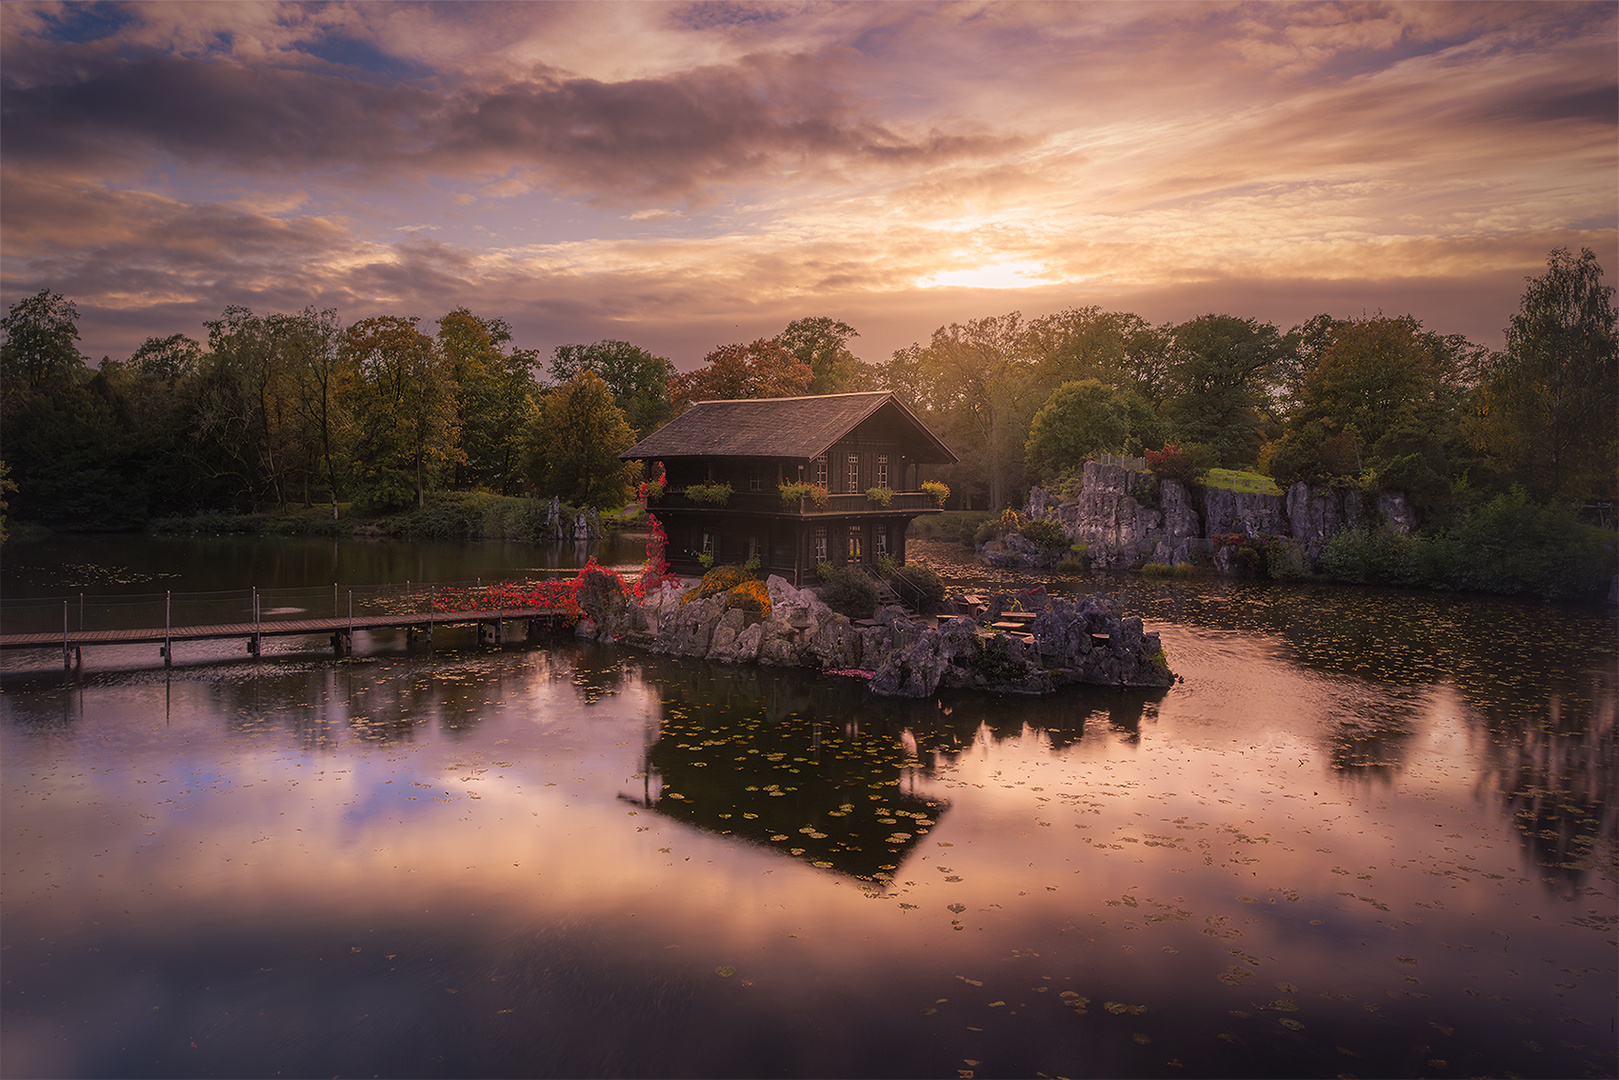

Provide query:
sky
left=2, top=1, right=1614, bottom=370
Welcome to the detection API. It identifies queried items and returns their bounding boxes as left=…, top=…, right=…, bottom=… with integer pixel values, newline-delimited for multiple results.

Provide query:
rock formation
left=1005, top=461, right=1411, bottom=574
left=608, top=575, right=1175, bottom=698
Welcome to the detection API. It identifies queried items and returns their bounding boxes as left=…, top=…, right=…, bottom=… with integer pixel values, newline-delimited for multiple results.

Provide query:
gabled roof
left=620, top=391, right=957, bottom=463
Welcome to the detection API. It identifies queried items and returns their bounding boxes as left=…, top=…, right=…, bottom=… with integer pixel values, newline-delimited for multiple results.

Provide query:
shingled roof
left=620, top=391, right=956, bottom=463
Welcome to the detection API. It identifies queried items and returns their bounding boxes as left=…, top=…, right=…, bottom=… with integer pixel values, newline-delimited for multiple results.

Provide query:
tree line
left=1, top=249, right=1613, bottom=540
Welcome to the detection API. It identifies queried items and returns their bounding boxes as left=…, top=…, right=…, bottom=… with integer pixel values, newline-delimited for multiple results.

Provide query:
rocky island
left=587, top=573, right=1175, bottom=698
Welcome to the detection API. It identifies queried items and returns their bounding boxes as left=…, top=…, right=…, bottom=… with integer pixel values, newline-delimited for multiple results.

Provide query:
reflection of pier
left=1, top=583, right=572, bottom=670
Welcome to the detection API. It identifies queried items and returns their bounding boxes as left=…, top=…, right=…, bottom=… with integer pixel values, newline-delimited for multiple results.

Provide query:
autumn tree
left=1476, top=247, right=1617, bottom=499
left=526, top=370, right=639, bottom=508
left=343, top=316, right=461, bottom=510
left=670, top=339, right=811, bottom=413
left=550, top=339, right=674, bottom=438
left=777, top=316, right=873, bottom=394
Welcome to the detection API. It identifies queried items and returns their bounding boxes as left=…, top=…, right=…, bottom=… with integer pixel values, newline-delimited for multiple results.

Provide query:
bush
left=920, top=481, right=950, bottom=507
left=973, top=517, right=1004, bottom=545
left=865, top=486, right=893, bottom=507
left=1317, top=489, right=1610, bottom=600
left=1019, top=517, right=1069, bottom=551
left=818, top=565, right=878, bottom=619
left=890, top=562, right=945, bottom=615
left=1147, top=443, right=1216, bottom=483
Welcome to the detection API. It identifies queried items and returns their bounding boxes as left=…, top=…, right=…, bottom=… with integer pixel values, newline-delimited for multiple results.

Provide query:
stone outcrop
left=607, top=575, right=1175, bottom=698
left=1010, top=461, right=1412, bottom=575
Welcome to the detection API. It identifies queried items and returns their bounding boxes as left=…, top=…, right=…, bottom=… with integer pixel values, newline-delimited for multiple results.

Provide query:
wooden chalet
left=620, top=391, right=958, bottom=584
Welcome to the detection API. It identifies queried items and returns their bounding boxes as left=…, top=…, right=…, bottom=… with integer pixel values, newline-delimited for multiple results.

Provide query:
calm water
left=2, top=536, right=1615, bottom=1078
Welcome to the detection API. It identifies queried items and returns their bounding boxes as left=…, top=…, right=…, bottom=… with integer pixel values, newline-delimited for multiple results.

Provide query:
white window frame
left=846, top=453, right=860, bottom=493
left=876, top=454, right=889, bottom=489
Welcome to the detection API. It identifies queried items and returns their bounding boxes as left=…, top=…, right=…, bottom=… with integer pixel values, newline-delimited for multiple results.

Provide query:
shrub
left=1019, top=517, right=1069, bottom=551
left=725, top=577, right=771, bottom=617
left=973, top=518, right=1003, bottom=545
left=684, top=482, right=733, bottom=506
left=819, top=565, right=878, bottom=619
left=920, top=481, right=950, bottom=507
left=1146, top=443, right=1216, bottom=483
left=890, top=562, right=945, bottom=614
left=865, top=486, right=893, bottom=507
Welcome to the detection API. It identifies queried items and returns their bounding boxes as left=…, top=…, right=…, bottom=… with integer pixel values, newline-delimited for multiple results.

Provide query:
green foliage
left=1161, top=314, right=1288, bottom=468
left=1, top=289, right=83, bottom=388
left=920, top=480, right=951, bottom=507
left=1024, top=379, right=1143, bottom=482
left=908, top=510, right=991, bottom=545
left=1476, top=247, right=1617, bottom=500
left=550, top=339, right=674, bottom=439
left=527, top=370, right=639, bottom=509
left=889, top=561, right=945, bottom=615
left=1018, top=516, right=1069, bottom=551
left=384, top=492, right=568, bottom=541
left=818, top=565, right=878, bottom=618
left=1141, top=562, right=1193, bottom=578
left=1203, top=468, right=1282, bottom=496
left=779, top=480, right=830, bottom=508
left=684, top=481, right=734, bottom=506
left=1320, top=489, right=1610, bottom=600
left=670, top=339, right=811, bottom=413
left=865, top=486, right=893, bottom=507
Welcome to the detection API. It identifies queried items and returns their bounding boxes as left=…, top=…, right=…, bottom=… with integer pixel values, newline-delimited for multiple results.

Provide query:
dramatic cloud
left=2, top=1, right=1613, bottom=366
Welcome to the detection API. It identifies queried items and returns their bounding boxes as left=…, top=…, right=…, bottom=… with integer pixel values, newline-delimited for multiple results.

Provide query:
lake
left=2, top=534, right=1614, bottom=1078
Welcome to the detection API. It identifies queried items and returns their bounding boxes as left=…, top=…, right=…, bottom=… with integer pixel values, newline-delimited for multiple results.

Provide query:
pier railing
left=0, top=574, right=578, bottom=639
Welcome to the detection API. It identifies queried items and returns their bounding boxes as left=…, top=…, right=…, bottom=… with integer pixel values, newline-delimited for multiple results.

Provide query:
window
left=847, top=525, right=863, bottom=562
left=749, top=463, right=760, bottom=491
left=813, top=527, right=828, bottom=562
left=748, top=535, right=761, bottom=562
left=847, top=453, right=860, bottom=492
left=813, top=457, right=827, bottom=487
left=875, top=525, right=889, bottom=556
left=701, top=530, right=714, bottom=556
left=876, top=454, right=889, bottom=489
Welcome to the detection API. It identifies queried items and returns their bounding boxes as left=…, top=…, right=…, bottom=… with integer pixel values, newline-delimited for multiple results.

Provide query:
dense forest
left=2, top=247, right=1614, bottom=590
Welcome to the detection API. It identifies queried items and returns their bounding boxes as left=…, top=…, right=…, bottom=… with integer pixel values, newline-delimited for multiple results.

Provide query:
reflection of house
left=620, top=392, right=958, bottom=583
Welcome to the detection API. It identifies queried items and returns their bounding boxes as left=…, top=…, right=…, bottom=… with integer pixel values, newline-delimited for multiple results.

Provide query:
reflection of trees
left=1476, top=666, right=1616, bottom=880
left=641, top=662, right=947, bottom=883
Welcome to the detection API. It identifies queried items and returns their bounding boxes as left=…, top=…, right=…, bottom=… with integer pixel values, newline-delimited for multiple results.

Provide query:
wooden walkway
left=1, top=607, right=573, bottom=670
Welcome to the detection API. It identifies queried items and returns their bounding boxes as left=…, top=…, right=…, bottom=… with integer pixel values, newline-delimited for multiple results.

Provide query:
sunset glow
left=1, top=1, right=1613, bottom=365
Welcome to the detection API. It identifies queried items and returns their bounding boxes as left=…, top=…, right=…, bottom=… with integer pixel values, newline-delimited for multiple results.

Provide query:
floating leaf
left=715, top=966, right=736, bottom=978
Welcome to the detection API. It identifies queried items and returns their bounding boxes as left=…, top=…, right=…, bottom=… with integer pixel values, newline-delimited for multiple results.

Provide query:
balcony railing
left=656, top=489, right=942, bottom=516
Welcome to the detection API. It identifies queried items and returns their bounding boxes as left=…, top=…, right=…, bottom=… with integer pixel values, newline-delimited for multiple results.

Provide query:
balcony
left=656, top=489, right=942, bottom=516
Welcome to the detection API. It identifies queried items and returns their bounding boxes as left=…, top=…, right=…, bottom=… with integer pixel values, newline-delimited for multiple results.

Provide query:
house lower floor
left=654, top=510, right=930, bottom=586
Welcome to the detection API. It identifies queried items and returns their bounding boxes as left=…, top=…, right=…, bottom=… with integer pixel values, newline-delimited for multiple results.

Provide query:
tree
left=880, top=313, right=1036, bottom=510
left=526, top=370, right=639, bottom=508
left=1, top=289, right=83, bottom=389
left=201, top=306, right=301, bottom=508
left=670, top=339, right=811, bottom=412
left=440, top=308, right=539, bottom=494
left=1161, top=314, right=1289, bottom=468
left=777, top=317, right=870, bottom=394
left=1269, top=314, right=1476, bottom=500
left=275, top=308, right=353, bottom=516
left=1024, top=306, right=1171, bottom=403
left=550, top=339, right=674, bottom=438
left=343, top=316, right=461, bottom=510
left=1024, top=380, right=1164, bottom=484
left=1478, top=247, right=1617, bottom=499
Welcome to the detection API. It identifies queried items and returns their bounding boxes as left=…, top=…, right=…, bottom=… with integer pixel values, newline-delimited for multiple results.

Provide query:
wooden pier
left=1, top=606, right=573, bottom=671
